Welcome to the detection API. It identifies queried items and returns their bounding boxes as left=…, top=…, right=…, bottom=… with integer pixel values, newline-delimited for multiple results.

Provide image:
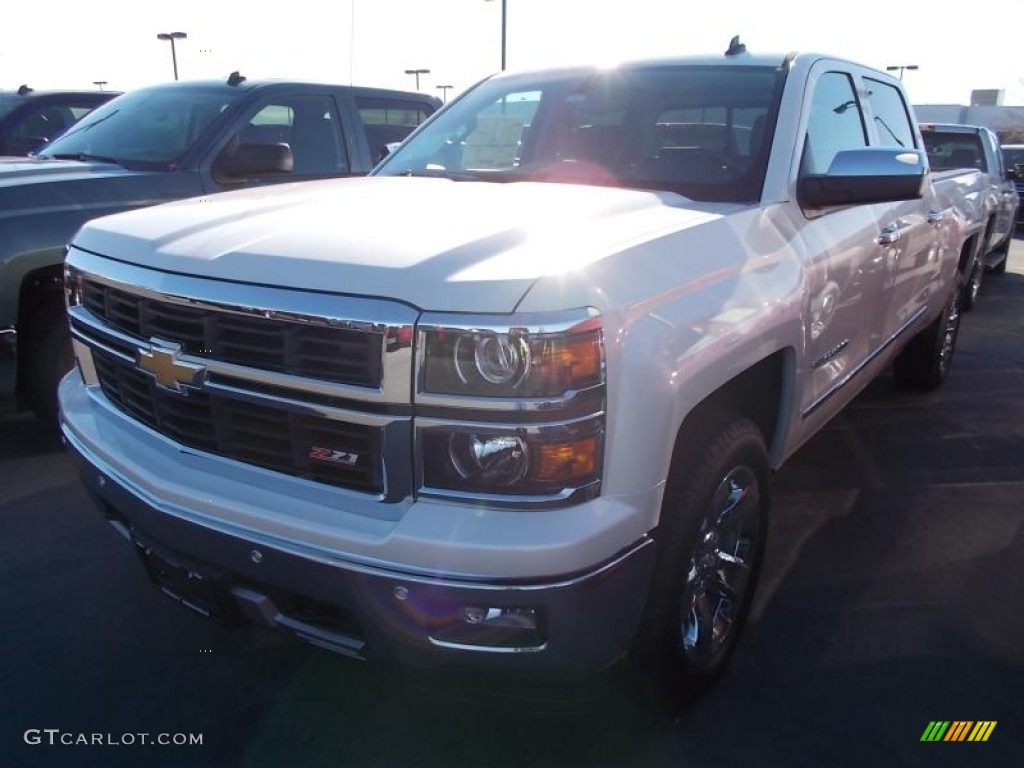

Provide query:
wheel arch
left=663, top=347, right=795, bottom=505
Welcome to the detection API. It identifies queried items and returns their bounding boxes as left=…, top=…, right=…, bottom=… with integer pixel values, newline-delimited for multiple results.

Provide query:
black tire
left=22, top=295, right=74, bottom=424
left=961, top=254, right=982, bottom=312
left=892, top=286, right=961, bottom=391
left=631, top=410, right=769, bottom=706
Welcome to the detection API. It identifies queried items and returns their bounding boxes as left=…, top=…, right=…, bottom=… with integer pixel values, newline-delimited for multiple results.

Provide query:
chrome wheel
left=680, top=465, right=761, bottom=669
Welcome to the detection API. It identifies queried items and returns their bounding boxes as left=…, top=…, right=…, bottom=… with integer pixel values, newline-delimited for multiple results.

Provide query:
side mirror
left=799, top=148, right=926, bottom=208
left=221, top=142, right=293, bottom=178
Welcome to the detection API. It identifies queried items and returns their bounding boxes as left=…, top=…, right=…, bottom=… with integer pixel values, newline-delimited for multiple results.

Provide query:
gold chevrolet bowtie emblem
left=136, top=342, right=206, bottom=393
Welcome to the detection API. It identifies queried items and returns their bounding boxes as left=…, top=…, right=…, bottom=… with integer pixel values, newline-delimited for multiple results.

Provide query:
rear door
left=860, top=75, right=939, bottom=338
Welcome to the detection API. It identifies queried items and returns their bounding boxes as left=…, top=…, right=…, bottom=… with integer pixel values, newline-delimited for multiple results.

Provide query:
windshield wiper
left=49, top=152, right=122, bottom=165
left=57, top=109, right=119, bottom=142
left=396, top=168, right=528, bottom=183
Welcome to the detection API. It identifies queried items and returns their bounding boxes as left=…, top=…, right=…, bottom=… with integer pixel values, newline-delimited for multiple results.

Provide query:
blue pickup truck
left=0, top=74, right=439, bottom=419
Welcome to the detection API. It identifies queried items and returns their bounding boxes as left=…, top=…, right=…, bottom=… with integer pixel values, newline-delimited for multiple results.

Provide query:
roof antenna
left=17, top=84, right=33, bottom=95
left=227, top=71, right=246, bottom=87
left=725, top=36, right=747, bottom=57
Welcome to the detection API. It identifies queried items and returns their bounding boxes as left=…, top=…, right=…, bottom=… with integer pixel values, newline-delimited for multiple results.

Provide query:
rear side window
left=865, top=79, right=916, bottom=149
left=356, top=97, right=434, bottom=162
left=801, top=72, right=867, bottom=175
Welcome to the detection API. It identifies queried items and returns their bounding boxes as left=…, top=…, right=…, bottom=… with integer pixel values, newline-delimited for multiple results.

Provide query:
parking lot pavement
left=2, top=238, right=1023, bottom=768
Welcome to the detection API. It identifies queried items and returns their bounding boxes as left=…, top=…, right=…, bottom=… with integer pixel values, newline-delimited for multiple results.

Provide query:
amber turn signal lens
left=530, top=330, right=603, bottom=393
left=532, top=436, right=598, bottom=485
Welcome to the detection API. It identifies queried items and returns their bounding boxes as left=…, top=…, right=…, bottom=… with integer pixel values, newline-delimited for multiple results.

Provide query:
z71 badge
left=308, top=447, right=360, bottom=466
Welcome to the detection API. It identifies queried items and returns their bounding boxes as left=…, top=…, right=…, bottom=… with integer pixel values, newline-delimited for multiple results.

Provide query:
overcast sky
left=2, top=0, right=1021, bottom=105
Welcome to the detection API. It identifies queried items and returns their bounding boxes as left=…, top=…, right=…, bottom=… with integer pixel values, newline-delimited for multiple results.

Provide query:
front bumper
left=62, top=388, right=656, bottom=681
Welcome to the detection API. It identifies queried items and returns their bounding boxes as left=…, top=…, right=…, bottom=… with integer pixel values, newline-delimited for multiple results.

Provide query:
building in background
left=916, top=91, right=1024, bottom=142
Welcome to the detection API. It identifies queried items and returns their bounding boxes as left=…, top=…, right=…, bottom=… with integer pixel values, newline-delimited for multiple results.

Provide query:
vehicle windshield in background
left=37, top=86, right=244, bottom=169
left=375, top=64, right=786, bottom=202
left=923, top=133, right=986, bottom=172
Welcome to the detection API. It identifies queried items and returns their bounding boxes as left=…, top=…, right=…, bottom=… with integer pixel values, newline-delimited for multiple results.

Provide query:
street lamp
left=484, top=0, right=507, bottom=71
left=436, top=84, right=453, bottom=103
left=93, top=81, right=108, bottom=91
left=157, top=31, right=188, bottom=81
left=886, top=64, right=918, bottom=81
left=404, top=68, right=430, bottom=90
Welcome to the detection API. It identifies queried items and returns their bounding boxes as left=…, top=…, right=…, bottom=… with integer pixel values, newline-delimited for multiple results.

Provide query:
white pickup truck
left=59, top=46, right=984, bottom=701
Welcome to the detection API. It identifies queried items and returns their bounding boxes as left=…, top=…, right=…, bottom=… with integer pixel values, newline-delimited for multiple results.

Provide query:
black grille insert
left=94, top=351, right=383, bottom=493
left=81, top=280, right=383, bottom=388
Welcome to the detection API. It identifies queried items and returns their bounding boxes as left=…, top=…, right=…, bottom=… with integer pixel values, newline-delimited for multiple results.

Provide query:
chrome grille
left=81, top=279, right=383, bottom=388
left=93, top=349, right=383, bottom=493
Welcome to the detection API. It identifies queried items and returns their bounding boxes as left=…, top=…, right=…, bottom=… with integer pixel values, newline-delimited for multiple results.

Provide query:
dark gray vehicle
left=0, top=86, right=117, bottom=156
left=0, top=75, right=439, bottom=419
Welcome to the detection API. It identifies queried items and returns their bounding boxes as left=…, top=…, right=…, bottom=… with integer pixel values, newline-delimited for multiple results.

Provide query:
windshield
left=37, top=85, right=244, bottom=168
left=0, top=94, right=21, bottom=120
left=375, top=64, right=787, bottom=202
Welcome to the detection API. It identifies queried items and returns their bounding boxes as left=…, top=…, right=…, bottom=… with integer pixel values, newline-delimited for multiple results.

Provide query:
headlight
left=419, top=416, right=603, bottom=499
left=419, top=309, right=604, bottom=399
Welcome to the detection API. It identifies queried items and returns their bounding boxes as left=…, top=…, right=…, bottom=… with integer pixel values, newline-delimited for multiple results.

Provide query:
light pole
left=485, top=0, right=507, bottom=70
left=157, top=32, right=188, bottom=81
left=404, top=68, right=430, bottom=90
left=886, top=64, right=918, bottom=81
left=93, top=81, right=108, bottom=91
left=436, top=84, right=453, bottom=103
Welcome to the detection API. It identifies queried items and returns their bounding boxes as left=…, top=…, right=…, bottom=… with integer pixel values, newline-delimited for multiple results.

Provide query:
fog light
left=431, top=605, right=545, bottom=651
left=462, top=606, right=538, bottom=629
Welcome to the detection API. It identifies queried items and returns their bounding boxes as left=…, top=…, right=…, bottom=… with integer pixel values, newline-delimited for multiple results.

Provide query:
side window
left=68, top=106, right=94, bottom=121
left=232, top=95, right=348, bottom=177
left=864, top=78, right=916, bottom=150
left=802, top=72, right=867, bottom=175
left=11, top=105, right=74, bottom=142
left=65, top=99, right=106, bottom=122
left=356, top=97, right=434, bottom=162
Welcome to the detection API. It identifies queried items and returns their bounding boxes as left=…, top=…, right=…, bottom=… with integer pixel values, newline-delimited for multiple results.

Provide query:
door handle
left=877, top=225, right=901, bottom=245
left=927, top=209, right=944, bottom=225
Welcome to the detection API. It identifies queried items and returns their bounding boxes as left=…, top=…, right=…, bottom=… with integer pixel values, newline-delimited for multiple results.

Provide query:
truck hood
left=72, top=176, right=731, bottom=313
left=0, top=157, right=190, bottom=222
